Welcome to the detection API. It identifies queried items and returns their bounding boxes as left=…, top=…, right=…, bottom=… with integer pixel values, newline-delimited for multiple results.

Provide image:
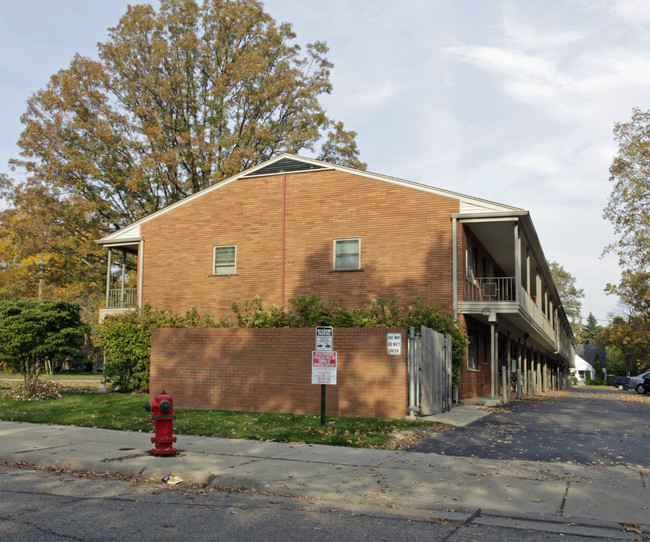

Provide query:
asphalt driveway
left=407, top=388, right=650, bottom=467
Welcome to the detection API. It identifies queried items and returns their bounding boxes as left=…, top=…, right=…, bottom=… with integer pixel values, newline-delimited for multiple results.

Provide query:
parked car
left=644, top=376, right=650, bottom=394
left=629, top=371, right=650, bottom=394
left=613, top=376, right=630, bottom=390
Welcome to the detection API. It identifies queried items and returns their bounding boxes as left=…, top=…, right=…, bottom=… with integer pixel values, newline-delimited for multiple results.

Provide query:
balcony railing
left=464, top=277, right=516, bottom=302
left=106, top=288, right=137, bottom=309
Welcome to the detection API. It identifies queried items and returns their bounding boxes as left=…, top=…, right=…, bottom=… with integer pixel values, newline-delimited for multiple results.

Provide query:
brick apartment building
left=97, top=154, right=575, bottom=403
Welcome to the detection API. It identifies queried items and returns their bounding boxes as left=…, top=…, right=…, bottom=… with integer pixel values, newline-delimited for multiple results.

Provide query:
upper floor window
left=334, top=238, right=360, bottom=270
left=213, top=245, right=236, bottom=275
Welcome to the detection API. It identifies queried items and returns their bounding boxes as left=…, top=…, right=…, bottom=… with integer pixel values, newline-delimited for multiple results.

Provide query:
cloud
left=504, top=152, right=562, bottom=175
left=605, top=0, right=650, bottom=24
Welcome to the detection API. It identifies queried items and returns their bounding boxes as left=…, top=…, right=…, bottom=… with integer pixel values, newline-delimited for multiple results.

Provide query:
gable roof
left=97, top=153, right=524, bottom=246
left=573, top=355, right=593, bottom=371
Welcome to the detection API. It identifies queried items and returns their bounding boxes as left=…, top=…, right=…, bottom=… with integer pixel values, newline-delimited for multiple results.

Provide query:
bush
left=98, top=304, right=222, bottom=392
left=3, top=380, right=64, bottom=401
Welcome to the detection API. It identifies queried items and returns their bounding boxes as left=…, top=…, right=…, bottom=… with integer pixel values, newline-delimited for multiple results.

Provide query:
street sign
left=387, top=332, right=402, bottom=355
left=312, top=351, right=337, bottom=385
left=315, top=326, right=333, bottom=351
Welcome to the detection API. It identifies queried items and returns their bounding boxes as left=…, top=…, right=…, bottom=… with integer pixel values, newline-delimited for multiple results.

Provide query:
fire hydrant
left=144, top=391, right=177, bottom=456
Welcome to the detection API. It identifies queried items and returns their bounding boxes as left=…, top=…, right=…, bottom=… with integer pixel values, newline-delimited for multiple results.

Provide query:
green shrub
left=98, top=304, right=221, bottom=392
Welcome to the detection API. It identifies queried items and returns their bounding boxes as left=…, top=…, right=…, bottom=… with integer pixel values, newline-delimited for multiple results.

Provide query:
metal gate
left=407, top=325, right=453, bottom=416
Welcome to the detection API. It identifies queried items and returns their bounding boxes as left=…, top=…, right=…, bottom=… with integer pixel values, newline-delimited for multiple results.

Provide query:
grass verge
left=0, top=391, right=446, bottom=448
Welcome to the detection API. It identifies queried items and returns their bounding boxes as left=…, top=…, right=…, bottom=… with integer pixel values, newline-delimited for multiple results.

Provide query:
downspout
left=282, top=173, right=287, bottom=306
left=452, top=217, right=458, bottom=317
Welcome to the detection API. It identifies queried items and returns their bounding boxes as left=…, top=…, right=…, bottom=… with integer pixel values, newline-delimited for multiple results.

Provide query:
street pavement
left=410, top=387, right=650, bottom=466
left=0, top=389, right=648, bottom=540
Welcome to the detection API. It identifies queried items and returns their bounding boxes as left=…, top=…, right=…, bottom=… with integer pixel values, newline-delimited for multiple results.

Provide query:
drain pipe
left=407, top=327, right=420, bottom=416
left=281, top=173, right=287, bottom=306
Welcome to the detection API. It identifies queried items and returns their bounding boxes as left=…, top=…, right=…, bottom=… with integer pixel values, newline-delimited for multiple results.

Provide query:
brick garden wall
left=150, top=327, right=408, bottom=419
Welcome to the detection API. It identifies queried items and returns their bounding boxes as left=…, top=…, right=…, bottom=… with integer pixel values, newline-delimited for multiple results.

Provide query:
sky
left=2, top=0, right=648, bottom=325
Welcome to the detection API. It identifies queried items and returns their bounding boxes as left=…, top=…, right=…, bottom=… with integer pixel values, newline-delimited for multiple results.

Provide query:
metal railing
left=464, top=277, right=516, bottom=302
left=462, top=278, right=574, bottom=364
left=106, top=288, right=137, bottom=309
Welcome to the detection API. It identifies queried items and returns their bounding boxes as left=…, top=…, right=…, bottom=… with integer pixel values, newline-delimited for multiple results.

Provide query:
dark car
left=613, top=376, right=630, bottom=390
left=644, top=376, right=650, bottom=394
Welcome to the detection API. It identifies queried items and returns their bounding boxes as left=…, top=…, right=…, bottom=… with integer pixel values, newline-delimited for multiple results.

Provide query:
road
left=0, top=464, right=636, bottom=541
left=409, top=388, right=650, bottom=467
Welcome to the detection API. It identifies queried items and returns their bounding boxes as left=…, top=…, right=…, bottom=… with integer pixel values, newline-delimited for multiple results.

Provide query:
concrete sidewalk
left=0, top=410, right=648, bottom=538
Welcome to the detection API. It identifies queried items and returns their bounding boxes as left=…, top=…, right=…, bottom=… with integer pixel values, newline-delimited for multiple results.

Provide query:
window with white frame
left=213, top=245, right=236, bottom=275
left=334, top=238, right=360, bottom=270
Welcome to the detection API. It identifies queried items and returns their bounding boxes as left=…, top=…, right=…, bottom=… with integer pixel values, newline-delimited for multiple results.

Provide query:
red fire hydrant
left=144, top=391, right=177, bottom=456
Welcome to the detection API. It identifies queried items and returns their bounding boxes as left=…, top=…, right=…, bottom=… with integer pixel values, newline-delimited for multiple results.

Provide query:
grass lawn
left=0, top=390, right=442, bottom=448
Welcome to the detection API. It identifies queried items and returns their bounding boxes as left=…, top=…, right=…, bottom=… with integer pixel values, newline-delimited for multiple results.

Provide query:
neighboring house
left=571, top=355, right=595, bottom=385
left=97, top=154, right=575, bottom=401
left=576, top=343, right=606, bottom=377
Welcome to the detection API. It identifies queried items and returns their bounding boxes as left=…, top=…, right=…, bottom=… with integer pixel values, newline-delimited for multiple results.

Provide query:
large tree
left=604, top=107, right=650, bottom=311
left=577, top=313, right=602, bottom=344
left=599, top=313, right=650, bottom=376
left=1, top=0, right=364, bottom=314
left=600, top=107, right=650, bottom=367
left=548, top=260, right=584, bottom=335
left=605, top=107, right=650, bottom=270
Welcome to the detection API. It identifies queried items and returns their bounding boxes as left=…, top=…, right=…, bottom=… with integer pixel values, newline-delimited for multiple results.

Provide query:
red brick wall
left=140, top=170, right=459, bottom=321
left=150, top=327, right=408, bottom=419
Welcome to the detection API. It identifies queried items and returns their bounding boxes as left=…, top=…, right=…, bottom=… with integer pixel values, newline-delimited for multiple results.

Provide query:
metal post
left=320, top=384, right=326, bottom=425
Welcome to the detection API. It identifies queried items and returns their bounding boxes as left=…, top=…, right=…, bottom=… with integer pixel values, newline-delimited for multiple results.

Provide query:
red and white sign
left=312, top=351, right=337, bottom=385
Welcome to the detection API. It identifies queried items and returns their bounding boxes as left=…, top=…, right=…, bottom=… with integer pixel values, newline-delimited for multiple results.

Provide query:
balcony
left=464, top=276, right=516, bottom=302
left=106, top=288, right=137, bottom=308
left=460, top=277, right=571, bottom=359
left=99, top=288, right=137, bottom=322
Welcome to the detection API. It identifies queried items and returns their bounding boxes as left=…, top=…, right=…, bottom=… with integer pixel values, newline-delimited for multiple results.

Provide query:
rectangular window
left=468, top=329, right=478, bottom=370
left=334, top=238, right=360, bottom=270
left=213, top=245, right=236, bottom=275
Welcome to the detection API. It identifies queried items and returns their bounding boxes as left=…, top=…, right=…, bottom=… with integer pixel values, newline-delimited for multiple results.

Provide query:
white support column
left=138, top=240, right=144, bottom=310
left=489, top=316, right=498, bottom=400
left=517, top=338, right=522, bottom=399
left=105, top=249, right=112, bottom=309
left=514, top=222, right=521, bottom=304
left=120, top=250, right=126, bottom=305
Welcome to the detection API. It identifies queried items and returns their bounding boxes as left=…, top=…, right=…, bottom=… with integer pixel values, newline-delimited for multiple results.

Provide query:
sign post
left=313, top=327, right=335, bottom=424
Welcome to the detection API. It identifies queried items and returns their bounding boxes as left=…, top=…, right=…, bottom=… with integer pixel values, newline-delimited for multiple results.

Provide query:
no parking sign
left=312, top=351, right=337, bottom=385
